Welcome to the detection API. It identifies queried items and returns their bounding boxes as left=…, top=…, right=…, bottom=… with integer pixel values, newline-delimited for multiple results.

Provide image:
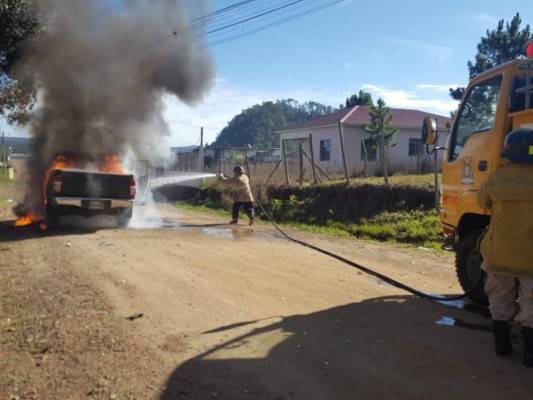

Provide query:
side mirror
left=421, top=117, right=437, bottom=145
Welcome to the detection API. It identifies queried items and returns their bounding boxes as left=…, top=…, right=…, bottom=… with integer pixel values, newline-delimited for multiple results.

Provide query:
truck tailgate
left=57, top=170, right=133, bottom=199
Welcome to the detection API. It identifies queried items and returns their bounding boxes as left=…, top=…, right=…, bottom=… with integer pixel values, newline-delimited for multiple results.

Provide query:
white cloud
left=164, top=78, right=462, bottom=147
left=416, top=83, right=463, bottom=93
left=344, top=60, right=358, bottom=69
left=383, top=36, right=453, bottom=63
left=163, top=80, right=330, bottom=146
left=370, top=49, right=388, bottom=62
left=361, top=83, right=459, bottom=115
left=470, top=13, right=497, bottom=23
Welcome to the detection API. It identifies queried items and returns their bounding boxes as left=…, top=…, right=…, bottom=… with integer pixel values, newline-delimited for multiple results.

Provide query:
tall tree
left=363, top=98, right=399, bottom=184
left=450, top=13, right=531, bottom=100
left=342, top=90, right=374, bottom=108
left=0, top=0, right=40, bottom=123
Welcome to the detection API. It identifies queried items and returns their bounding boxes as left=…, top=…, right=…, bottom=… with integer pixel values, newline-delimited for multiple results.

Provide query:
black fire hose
left=254, top=196, right=484, bottom=302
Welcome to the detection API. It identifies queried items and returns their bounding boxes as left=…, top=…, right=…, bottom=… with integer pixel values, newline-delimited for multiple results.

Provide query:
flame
left=100, top=155, right=126, bottom=174
left=14, top=212, right=44, bottom=227
left=42, top=154, right=74, bottom=204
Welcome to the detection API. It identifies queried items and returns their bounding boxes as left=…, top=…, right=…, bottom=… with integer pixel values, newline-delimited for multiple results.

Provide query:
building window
left=360, top=139, right=377, bottom=161
left=319, top=140, right=331, bottom=161
left=408, top=138, right=423, bottom=156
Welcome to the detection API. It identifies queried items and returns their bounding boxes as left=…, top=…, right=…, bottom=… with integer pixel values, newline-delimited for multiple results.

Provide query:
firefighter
left=218, top=165, right=254, bottom=225
left=477, top=128, right=533, bottom=367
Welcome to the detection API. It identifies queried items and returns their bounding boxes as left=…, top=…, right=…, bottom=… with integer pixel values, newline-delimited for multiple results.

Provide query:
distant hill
left=213, top=99, right=335, bottom=149
left=2, top=136, right=31, bottom=154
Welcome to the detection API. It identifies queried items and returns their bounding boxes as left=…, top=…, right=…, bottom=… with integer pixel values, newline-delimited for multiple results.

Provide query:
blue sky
left=3, top=0, right=533, bottom=148
left=162, top=0, right=533, bottom=147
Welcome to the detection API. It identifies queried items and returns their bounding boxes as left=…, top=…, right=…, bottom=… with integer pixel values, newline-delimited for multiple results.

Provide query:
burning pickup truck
left=39, top=152, right=136, bottom=228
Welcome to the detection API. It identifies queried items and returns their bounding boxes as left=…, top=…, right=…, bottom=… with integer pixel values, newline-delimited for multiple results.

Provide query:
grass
left=0, top=175, right=16, bottom=208
left=0, top=172, right=13, bottom=185
left=176, top=201, right=444, bottom=251
left=174, top=202, right=229, bottom=218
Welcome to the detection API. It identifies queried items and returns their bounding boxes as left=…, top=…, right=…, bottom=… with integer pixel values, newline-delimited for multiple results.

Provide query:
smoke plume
left=16, top=0, right=215, bottom=215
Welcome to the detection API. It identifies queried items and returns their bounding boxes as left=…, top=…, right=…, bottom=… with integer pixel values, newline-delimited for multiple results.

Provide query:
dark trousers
left=232, top=201, right=254, bottom=221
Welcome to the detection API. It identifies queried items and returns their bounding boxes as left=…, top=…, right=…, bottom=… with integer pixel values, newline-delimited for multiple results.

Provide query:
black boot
left=521, top=326, right=533, bottom=367
left=492, top=320, right=512, bottom=357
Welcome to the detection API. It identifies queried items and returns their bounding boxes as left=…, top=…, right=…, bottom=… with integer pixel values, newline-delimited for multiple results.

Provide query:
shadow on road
left=160, top=295, right=533, bottom=400
left=0, top=219, right=98, bottom=242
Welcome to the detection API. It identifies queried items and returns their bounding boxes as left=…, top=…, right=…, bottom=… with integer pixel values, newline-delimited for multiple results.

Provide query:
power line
left=163, top=117, right=221, bottom=131
left=194, top=0, right=344, bottom=47
left=204, top=0, right=304, bottom=36
left=201, top=0, right=344, bottom=48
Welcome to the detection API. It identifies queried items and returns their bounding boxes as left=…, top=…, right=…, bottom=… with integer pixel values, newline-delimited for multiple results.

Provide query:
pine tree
left=449, top=13, right=531, bottom=101
left=342, top=90, right=374, bottom=108
left=363, top=98, right=399, bottom=184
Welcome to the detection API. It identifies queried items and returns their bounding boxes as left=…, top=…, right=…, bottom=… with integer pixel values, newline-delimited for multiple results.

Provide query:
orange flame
left=14, top=212, right=44, bottom=227
left=100, top=155, right=126, bottom=174
left=42, top=154, right=73, bottom=204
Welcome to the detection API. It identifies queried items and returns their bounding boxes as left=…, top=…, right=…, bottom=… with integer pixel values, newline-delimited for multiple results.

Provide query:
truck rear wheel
left=455, top=230, right=488, bottom=305
left=45, top=205, right=60, bottom=230
left=117, top=208, right=133, bottom=228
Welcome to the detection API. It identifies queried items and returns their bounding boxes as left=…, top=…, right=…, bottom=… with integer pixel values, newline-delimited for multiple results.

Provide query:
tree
left=450, top=13, right=531, bottom=101
left=363, top=98, right=399, bottom=184
left=342, top=90, right=374, bottom=108
left=213, top=99, right=335, bottom=149
left=0, top=0, right=40, bottom=123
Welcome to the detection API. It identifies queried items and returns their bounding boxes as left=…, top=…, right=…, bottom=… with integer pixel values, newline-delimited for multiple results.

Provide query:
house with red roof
left=276, top=105, right=452, bottom=174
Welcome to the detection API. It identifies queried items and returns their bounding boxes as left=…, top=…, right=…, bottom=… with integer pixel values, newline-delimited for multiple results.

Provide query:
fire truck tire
left=45, top=205, right=60, bottom=229
left=455, top=230, right=488, bottom=305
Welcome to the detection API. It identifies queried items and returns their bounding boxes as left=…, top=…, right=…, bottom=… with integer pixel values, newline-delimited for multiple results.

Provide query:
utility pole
left=434, top=125, right=440, bottom=208
left=198, top=127, right=204, bottom=172
left=2, top=129, right=5, bottom=177
left=338, top=119, right=350, bottom=184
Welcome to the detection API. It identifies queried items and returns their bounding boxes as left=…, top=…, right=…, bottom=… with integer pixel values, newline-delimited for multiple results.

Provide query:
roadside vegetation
left=164, top=174, right=444, bottom=250
left=0, top=174, right=15, bottom=208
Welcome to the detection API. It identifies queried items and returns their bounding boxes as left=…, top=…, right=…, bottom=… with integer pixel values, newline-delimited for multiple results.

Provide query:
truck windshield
left=449, top=75, right=502, bottom=161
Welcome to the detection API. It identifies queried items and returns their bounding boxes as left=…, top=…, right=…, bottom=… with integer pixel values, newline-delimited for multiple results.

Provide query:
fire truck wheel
left=455, top=230, right=488, bottom=305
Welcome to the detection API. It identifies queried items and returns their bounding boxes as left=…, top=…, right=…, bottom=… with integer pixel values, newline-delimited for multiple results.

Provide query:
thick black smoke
left=16, top=0, right=215, bottom=216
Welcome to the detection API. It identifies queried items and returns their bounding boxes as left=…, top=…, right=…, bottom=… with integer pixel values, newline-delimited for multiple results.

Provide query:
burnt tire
left=455, top=230, right=488, bottom=305
left=45, top=205, right=60, bottom=230
left=116, top=208, right=133, bottom=228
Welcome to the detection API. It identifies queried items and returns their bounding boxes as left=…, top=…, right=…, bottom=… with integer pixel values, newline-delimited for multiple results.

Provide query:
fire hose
left=253, top=194, right=485, bottom=303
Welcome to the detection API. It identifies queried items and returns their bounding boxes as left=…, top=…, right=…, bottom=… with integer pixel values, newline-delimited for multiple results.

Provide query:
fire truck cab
left=423, top=43, right=533, bottom=304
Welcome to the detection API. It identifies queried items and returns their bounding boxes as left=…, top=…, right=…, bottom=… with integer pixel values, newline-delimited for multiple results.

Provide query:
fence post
left=282, top=139, right=290, bottom=185
left=309, top=134, right=318, bottom=184
left=338, top=119, right=350, bottom=184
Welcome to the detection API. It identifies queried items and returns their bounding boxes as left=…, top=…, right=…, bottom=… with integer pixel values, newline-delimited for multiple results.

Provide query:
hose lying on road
left=254, top=196, right=483, bottom=302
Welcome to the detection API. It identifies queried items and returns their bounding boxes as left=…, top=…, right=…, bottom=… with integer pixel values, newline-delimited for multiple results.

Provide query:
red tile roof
left=277, top=106, right=451, bottom=132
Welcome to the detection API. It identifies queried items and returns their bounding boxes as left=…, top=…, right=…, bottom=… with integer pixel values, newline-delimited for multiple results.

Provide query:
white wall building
left=276, top=106, right=451, bottom=174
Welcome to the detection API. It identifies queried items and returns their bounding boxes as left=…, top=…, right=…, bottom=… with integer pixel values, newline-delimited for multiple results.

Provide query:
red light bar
left=528, top=41, right=533, bottom=58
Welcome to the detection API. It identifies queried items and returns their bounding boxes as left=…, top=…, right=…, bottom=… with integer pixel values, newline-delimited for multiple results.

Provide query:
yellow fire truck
left=423, top=42, right=533, bottom=304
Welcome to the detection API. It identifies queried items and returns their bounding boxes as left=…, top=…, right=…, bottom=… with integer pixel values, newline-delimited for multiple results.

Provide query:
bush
left=176, top=175, right=443, bottom=246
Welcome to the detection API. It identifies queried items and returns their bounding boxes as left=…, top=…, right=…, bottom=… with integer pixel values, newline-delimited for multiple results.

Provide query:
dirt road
left=1, top=202, right=533, bottom=399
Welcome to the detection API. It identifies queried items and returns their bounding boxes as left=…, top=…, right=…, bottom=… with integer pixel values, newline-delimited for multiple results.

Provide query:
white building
left=276, top=105, right=451, bottom=174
